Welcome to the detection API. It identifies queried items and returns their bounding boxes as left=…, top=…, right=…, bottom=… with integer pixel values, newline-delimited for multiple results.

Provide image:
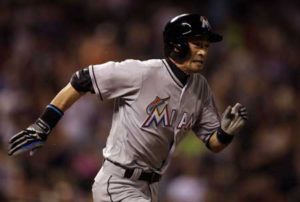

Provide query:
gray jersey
left=89, top=59, right=220, bottom=174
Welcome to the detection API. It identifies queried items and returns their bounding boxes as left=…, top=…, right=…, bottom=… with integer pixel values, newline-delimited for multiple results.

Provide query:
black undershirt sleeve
left=70, top=68, right=95, bottom=93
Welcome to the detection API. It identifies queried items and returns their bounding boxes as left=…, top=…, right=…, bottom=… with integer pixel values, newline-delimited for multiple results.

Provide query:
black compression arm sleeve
left=70, top=68, right=95, bottom=93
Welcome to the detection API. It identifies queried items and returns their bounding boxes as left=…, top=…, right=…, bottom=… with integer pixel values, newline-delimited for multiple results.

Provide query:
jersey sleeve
left=88, top=60, right=143, bottom=101
left=192, top=84, right=221, bottom=144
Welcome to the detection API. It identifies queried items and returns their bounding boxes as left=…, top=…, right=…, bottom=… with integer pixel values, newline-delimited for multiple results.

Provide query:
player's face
left=181, top=38, right=210, bottom=74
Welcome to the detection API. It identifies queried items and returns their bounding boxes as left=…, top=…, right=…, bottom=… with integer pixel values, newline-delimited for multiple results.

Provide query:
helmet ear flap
left=169, top=41, right=189, bottom=63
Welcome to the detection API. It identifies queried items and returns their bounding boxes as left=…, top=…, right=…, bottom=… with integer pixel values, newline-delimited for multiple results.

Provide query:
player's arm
left=206, top=103, right=248, bottom=153
left=50, top=83, right=82, bottom=111
left=8, top=68, right=93, bottom=156
left=50, top=67, right=95, bottom=111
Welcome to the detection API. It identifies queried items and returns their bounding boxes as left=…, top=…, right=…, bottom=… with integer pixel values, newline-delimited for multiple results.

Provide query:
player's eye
left=191, top=41, right=202, bottom=46
left=191, top=42, right=209, bottom=49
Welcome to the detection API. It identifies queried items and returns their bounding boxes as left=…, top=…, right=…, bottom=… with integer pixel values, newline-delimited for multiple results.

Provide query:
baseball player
left=8, top=13, right=248, bottom=202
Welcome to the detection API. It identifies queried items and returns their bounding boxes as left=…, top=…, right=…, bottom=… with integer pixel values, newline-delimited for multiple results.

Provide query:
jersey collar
left=164, top=58, right=189, bottom=86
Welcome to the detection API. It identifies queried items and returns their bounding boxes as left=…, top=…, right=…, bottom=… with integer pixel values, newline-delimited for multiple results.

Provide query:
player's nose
left=196, top=49, right=207, bottom=57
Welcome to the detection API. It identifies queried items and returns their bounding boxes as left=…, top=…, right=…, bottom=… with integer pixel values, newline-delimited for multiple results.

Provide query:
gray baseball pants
left=92, top=160, right=159, bottom=202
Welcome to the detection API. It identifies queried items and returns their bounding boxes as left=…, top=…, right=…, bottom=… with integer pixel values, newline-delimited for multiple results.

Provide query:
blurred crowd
left=0, top=0, right=299, bottom=201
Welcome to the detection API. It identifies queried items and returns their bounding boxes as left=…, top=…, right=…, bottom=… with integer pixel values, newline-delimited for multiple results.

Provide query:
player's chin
left=190, top=62, right=204, bottom=72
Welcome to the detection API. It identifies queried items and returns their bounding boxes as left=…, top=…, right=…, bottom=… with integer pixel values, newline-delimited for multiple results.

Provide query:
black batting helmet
left=163, top=13, right=222, bottom=62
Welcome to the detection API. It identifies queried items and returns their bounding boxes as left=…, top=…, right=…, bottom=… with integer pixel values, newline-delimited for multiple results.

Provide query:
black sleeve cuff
left=70, top=68, right=95, bottom=93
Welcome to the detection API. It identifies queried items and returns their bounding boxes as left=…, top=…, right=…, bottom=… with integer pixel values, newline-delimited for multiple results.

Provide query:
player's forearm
left=8, top=83, right=84, bottom=156
left=208, top=104, right=248, bottom=153
left=50, top=83, right=83, bottom=112
left=208, top=131, right=231, bottom=153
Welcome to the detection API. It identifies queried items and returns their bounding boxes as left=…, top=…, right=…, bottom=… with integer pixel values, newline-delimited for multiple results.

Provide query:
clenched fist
left=221, top=103, right=248, bottom=135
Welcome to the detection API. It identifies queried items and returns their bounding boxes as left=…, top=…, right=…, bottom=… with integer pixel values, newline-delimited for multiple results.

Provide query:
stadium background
left=0, top=0, right=299, bottom=201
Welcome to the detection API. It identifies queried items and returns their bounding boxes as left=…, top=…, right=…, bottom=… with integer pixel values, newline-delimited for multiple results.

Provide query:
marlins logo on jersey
left=142, top=96, right=194, bottom=130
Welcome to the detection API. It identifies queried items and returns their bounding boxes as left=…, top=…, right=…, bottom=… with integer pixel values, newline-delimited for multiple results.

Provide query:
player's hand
left=221, top=103, right=248, bottom=135
left=8, top=119, right=50, bottom=156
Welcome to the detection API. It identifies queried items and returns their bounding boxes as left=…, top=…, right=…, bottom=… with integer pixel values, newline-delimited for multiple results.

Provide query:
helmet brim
left=188, top=30, right=223, bottom=43
left=207, top=32, right=223, bottom=43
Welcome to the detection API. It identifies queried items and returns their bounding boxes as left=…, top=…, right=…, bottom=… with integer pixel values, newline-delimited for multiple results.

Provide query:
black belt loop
left=105, top=158, right=161, bottom=184
left=124, top=169, right=134, bottom=178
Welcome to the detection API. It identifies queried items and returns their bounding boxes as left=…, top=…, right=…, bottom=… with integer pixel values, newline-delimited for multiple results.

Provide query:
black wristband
left=216, top=127, right=234, bottom=144
left=39, top=104, right=64, bottom=130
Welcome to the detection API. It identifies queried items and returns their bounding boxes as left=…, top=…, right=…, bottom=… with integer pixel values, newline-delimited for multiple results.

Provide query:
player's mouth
left=192, top=60, right=203, bottom=64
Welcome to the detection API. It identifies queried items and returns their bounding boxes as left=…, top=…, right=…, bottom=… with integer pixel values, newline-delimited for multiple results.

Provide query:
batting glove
left=8, top=104, right=63, bottom=156
left=221, top=103, right=248, bottom=135
left=8, top=119, right=50, bottom=156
